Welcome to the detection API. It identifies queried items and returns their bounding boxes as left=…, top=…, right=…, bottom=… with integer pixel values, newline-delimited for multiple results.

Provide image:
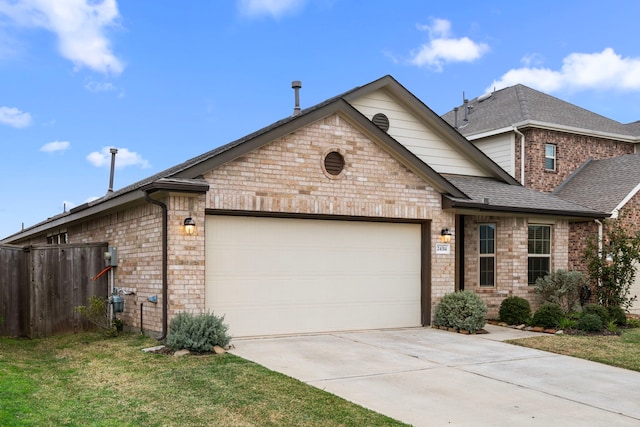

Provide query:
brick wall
left=515, top=129, right=634, bottom=192
left=18, top=113, right=457, bottom=333
left=568, top=221, right=599, bottom=273
left=463, top=215, right=569, bottom=318
left=204, top=113, right=457, bottom=319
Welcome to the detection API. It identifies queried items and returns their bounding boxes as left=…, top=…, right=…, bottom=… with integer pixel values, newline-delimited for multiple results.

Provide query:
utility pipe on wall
left=144, top=192, right=168, bottom=341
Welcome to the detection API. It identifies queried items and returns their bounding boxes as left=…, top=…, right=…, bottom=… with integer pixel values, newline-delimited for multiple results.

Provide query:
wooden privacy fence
left=0, top=243, right=108, bottom=338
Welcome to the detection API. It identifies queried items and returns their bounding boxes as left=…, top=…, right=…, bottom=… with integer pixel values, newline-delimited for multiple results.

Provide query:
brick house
left=442, top=84, right=640, bottom=313
left=1, top=76, right=602, bottom=337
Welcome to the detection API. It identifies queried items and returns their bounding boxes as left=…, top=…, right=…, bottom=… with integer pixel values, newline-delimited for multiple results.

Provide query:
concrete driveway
left=230, top=325, right=640, bottom=426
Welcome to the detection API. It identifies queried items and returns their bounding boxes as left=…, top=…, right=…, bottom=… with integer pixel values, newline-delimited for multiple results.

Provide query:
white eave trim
left=465, top=126, right=515, bottom=140
left=465, top=120, right=640, bottom=143
left=610, top=182, right=640, bottom=219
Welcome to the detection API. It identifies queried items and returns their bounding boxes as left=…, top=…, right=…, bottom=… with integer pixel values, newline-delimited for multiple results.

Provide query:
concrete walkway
left=230, top=325, right=640, bottom=426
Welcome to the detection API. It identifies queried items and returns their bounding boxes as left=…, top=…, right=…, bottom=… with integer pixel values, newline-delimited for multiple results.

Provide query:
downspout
left=595, top=219, right=603, bottom=257
left=513, top=126, right=525, bottom=185
left=144, top=192, right=168, bottom=341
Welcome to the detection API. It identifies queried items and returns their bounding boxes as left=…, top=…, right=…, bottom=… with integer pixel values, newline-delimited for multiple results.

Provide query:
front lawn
left=0, top=333, right=407, bottom=427
left=508, top=327, right=640, bottom=372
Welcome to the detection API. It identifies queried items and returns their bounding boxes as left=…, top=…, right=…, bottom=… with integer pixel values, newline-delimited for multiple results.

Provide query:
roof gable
left=344, top=76, right=519, bottom=184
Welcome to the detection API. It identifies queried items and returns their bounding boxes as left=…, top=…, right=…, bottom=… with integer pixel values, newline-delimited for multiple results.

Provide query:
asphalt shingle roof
left=441, top=84, right=640, bottom=138
left=553, top=154, right=640, bottom=213
left=443, top=174, right=604, bottom=217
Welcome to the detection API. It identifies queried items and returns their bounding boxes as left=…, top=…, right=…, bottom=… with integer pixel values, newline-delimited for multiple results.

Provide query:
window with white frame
left=545, top=144, right=556, bottom=171
left=528, top=225, right=551, bottom=285
left=479, top=224, right=495, bottom=287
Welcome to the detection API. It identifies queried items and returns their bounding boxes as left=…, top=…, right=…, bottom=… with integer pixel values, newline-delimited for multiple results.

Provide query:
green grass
left=508, top=328, right=640, bottom=372
left=0, top=333, right=407, bottom=427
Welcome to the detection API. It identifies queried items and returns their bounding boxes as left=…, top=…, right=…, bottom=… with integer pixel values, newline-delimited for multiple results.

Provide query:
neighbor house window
left=479, top=224, right=495, bottom=287
left=545, top=144, right=556, bottom=171
left=528, top=225, right=551, bottom=285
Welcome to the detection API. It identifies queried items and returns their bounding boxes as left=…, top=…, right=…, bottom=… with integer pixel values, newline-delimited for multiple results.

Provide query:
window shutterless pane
left=528, top=257, right=550, bottom=285
left=480, top=257, right=495, bottom=287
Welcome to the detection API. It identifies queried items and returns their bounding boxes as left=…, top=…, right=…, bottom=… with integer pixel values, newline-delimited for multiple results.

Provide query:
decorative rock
left=543, top=329, right=557, bottom=334
left=498, top=322, right=508, bottom=327
left=213, top=345, right=226, bottom=354
left=142, top=345, right=166, bottom=353
left=531, top=326, right=545, bottom=332
left=459, top=330, right=470, bottom=335
left=555, top=330, right=564, bottom=335
left=515, top=324, right=526, bottom=330
left=174, top=349, right=190, bottom=357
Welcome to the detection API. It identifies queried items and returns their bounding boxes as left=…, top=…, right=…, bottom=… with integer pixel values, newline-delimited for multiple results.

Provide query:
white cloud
left=488, top=48, right=640, bottom=94
left=86, top=147, right=150, bottom=169
left=238, top=0, right=305, bottom=18
left=0, top=106, right=32, bottom=128
left=410, top=18, right=489, bottom=71
left=40, top=140, right=70, bottom=153
left=0, top=0, right=124, bottom=75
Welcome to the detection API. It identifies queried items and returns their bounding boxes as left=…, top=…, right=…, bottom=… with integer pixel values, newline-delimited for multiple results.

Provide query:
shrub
left=582, top=304, right=609, bottom=325
left=167, top=311, right=231, bottom=352
left=607, top=306, right=627, bottom=326
left=531, top=302, right=564, bottom=329
left=75, top=295, right=118, bottom=337
left=534, top=269, right=586, bottom=313
left=498, top=296, right=531, bottom=325
left=577, top=313, right=604, bottom=332
left=433, top=291, right=488, bottom=333
left=557, top=317, right=577, bottom=330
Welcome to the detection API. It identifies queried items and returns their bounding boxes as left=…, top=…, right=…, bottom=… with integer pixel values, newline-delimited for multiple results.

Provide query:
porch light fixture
left=184, top=217, right=196, bottom=235
left=440, top=228, right=452, bottom=243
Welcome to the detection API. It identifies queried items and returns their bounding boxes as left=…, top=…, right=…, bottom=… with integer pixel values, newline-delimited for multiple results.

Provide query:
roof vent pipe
left=453, top=107, right=459, bottom=129
left=292, top=80, right=302, bottom=116
left=107, top=148, right=118, bottom=194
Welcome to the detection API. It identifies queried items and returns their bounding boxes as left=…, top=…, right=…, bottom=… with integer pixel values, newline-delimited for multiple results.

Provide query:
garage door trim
left=205, top=209, right=432, bottom=330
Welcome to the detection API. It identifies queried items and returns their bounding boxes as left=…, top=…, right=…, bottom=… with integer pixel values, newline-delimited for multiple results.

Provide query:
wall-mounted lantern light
left=440, top=228, right=452, bottom=243
left=184, top=217, right=196, bottom=235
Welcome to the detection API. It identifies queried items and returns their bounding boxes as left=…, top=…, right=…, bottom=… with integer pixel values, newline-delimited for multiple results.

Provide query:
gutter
left=144, top=191, right=168, bottom=341
left=442, top=196, right=607, bottom=219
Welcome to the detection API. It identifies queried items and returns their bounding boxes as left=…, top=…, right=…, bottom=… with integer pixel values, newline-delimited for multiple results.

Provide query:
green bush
left=434, top=291, right=488, bottom=333
left=498, top=296, right=531, bottom=325
left=577, top=313, right=604, bottom=332
left=534, top=269, right=586, bottom=313
left=531, top=302, right=564, bottom=328
left=607, top=306, right=627, bottom=326
left=75, top=295, right=118, bottom=337
left=167, top=311, right=232, bottom=353
left=582, top=304, right=609, bottom=324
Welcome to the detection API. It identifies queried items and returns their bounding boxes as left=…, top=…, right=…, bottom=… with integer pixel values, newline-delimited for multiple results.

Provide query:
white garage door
left=205, top=215, right=423, bottom=337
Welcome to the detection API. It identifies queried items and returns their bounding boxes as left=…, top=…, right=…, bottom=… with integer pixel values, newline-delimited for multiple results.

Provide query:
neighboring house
left=1, top=76, right=603, bottom=337
left=442, top=84, right=640, bottom=313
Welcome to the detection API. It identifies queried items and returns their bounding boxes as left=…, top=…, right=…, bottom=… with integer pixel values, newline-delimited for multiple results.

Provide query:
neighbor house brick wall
left=204, top=113, right=457, bottom=319
left=463, top=215, right=569, bottom=318
left=515, top=129, right=634, bottom=192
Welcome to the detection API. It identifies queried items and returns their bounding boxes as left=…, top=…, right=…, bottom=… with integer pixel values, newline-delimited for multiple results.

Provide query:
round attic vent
left=372, top=113, right=390, bottom=132
left=324, top=151, right=345, bottom=176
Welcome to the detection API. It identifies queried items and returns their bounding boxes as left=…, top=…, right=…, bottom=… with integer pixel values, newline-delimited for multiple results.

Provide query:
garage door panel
left=205, top=216, right=423, bottom=337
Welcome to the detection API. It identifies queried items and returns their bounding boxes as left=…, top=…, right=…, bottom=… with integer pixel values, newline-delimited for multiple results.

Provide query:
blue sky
left=1, top=0, right=640, bottom=239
